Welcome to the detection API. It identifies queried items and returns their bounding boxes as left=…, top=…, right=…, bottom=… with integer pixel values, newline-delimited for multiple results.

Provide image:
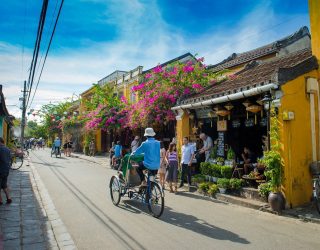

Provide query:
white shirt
left=181, top=144, right=195, bottom=164
left=131, top=139, right=139, bottom=152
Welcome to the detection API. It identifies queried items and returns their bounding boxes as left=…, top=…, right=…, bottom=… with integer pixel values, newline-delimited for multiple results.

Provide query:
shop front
left=173, top=48, right=320, bottom=208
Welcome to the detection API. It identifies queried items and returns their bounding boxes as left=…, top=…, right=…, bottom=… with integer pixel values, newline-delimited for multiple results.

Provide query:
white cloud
left=0, top=0, right=309, bottom=118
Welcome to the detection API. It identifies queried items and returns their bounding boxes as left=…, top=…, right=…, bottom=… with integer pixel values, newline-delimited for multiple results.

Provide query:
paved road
left=30, top=149, right=320, bottom=250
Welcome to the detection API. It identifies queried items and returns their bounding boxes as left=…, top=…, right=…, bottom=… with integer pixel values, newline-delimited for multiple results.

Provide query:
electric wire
left=26, top=0, right=49, bottom=108
left=28, top=0, right=65, bottom=109
left=35, top=0, right=60, bottom=77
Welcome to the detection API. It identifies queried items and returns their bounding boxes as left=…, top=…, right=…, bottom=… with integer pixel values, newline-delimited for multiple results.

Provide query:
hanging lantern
left=189, top=113, right=195, bottom=120
left=246, top=105, right=262, bottom=124
left=198, top=120, right=204, bottom=128
left=256, top=98, right=263, bottom=106
left=216, top=109, right=231, bottom=120
left=242, top=99, right=252, bottom=119
left=224, top=102, right=234, bottom=120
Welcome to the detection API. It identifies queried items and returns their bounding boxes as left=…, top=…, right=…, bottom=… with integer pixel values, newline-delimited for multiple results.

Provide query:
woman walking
left=158, top=142, right=167, bottom=189
left=166, top=143, right=179, bottom=193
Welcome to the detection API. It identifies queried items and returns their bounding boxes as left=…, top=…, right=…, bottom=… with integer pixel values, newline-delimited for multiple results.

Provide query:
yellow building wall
left=309, top=0, right=320, bottom=61
left=279, top=70, right=320, bottom=207
left=95, top=129, right=102, bottom=152
left=176, top=113, right=190, bottom=150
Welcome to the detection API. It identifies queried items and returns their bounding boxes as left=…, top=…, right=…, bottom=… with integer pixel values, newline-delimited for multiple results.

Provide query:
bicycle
left=10, top=150, right=24, bottom=170
left=310, top=161, right=320, bottom=214
left=109, top=154, right=164, bottom=218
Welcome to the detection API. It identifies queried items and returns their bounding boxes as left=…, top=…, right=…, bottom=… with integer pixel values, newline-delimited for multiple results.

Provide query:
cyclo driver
left=131, top=128, right=160, bottom=186
left=53, top=137, right=61, bottom=155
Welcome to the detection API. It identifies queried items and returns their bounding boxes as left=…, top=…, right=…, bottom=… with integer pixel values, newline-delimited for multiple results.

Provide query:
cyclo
left=109, top=154, right=164, bottom=218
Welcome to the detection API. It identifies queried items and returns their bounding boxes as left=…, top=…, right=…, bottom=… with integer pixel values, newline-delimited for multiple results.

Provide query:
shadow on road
left=119, top=199, right=250, bottom=245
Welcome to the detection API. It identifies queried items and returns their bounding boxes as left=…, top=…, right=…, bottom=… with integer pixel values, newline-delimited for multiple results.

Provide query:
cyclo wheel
left=146, top=181, right=164, bottom=218
left=11, top=156, right=23, bottom=170
left=109, top=176, right=121, bottom=206
left=51, top=149, right=54, bottom=157
left=313, top=179, right=320, bottom=214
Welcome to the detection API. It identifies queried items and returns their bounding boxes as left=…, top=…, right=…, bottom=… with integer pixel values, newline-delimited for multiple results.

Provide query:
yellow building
left=0, top=85, right=14, bottom=145
left=173, top=26, right=319, bottom=207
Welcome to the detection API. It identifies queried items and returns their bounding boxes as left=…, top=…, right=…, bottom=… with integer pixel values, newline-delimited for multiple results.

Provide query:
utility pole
left=20, top=80, right=27, bottom=146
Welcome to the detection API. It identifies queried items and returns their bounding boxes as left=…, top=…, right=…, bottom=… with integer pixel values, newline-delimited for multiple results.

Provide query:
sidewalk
left=0, top=159, right=76, bottom=250
left=0, top=164, right=52, bottom=249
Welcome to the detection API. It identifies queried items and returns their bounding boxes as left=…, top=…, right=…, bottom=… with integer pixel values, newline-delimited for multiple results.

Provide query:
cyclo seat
left=120, top=154, right=144, bottom=187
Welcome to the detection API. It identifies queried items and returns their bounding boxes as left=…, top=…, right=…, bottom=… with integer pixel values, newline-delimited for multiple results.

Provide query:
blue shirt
left=0, top=145, right=11, bottom=175
left=132, top=138, right=160, bottom=170
left=54, top=139, right=61, bottom=147
left=114, top=145, right=122, bottom=157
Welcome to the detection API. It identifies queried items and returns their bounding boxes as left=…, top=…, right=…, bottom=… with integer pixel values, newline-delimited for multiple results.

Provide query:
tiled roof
left=178, top=49, right=317, bottom=106
left=208, top=26, right=310, bottom=72
left=143, top=52, right=196, bottom=73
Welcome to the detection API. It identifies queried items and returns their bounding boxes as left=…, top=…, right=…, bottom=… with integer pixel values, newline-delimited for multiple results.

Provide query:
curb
left=193, top=188, right=320, bottom=224
left=28, top=158, right=77, bottom=250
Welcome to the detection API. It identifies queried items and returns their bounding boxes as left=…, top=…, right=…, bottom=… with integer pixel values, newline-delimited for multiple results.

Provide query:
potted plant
left=192, top=174, right=206, bottom=187
left=217, top=178, right=229, bottom=194
left=258, top=182, right=272, bottom=202
left=261, top=115, right=285, bottom=213
left=208, top=184, right=219, bottom=198
left=216, top=157, right=225, bottom=166
left=200, top=162, right=211, bottom=181
left=198, top=182, right=211, bottom=195
left=229, top=178, right=244, bottom=192
left=225, top=148, right=235, bottom=166
left=220, top=165, right=233, bottom=179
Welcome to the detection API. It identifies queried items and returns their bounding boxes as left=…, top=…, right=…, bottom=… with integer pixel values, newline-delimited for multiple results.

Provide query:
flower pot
left=218, top=188, right=226, bottom=194
left=205, top=175, right=210, bottom=181
left=268, top=192, right=285, bottom=213
left=212, top=176, right=218, bottom=183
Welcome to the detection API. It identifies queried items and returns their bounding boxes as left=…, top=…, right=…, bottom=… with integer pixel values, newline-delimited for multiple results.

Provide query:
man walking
left=179, top=137, right=195, bottom=190
left=0, top=137, right=12, bottom=205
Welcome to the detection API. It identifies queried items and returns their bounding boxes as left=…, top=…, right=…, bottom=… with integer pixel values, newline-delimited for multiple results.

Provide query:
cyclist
left=112, top=141, right=122, bottom=168
left=131, top=128, right=160, bottom=186
left=53, top=137, right=61, bottom=155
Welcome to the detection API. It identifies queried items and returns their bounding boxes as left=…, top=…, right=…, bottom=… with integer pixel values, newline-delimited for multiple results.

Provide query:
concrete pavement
left=29, top=149, right=320, bottom=250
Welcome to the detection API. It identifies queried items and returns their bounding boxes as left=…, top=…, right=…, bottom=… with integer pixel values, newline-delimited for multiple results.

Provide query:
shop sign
left=195, top=108, right=215, bottom=119
left=245, top=118, right=254, bottom=127
left=260, top=117, right=267, bottom=127
left=217, top=132, right=225, bottom=157
left=217, top=120, right=227, bottom=131
left=232, top=119, right=241, bottom=128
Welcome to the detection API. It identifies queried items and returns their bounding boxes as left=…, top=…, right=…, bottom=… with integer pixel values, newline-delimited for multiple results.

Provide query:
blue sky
left=0, top=0, right=310, bottom=118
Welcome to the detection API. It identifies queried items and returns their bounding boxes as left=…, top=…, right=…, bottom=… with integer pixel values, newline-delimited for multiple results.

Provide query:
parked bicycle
left=10, top=149, right=24, bottom=170
left=310, top=161, right=320, bottom=214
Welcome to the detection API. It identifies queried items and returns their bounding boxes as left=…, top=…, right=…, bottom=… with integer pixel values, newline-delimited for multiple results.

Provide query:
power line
left=28, top=0, right=65, bottom=109
left=26, top=0, right=49, bottom=106
left=35, top=0, right=60, bottom=77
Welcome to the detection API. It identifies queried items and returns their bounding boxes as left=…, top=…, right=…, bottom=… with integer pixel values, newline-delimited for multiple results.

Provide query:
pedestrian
left=158, top=142, right=167, bottom=189
left=130, top=136, right=140, bottom=152
left=0, top=137, right=12, bottom=205
left=89, top=140, right=95, bottom=157
left=66, top=137, right=73, bottom=157
left=63, top=141, right=68, bottom=156
left=199, top=133, right=213, bottom=162
left=109, top=142, right=115, bottom=167
left=179, top=137, right=195, bottom=190
left=166, top=142, right=178, bottom=193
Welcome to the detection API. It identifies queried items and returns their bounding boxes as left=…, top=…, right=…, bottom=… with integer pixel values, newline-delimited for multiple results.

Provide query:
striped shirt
left=168, top=151, right=178, bottom=162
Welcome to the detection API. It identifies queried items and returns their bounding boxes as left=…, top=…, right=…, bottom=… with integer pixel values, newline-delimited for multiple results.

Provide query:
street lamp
left=262, top=93, right=272, bottom=151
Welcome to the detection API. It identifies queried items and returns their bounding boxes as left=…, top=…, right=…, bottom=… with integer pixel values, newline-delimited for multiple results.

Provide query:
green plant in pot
left=208, top=184, right=219, bottom=197
left=261, top=113, right=285, bottom=212
left=217, top=178, right=229, bottom=194
left=226, top=148, right=235, bottom=166
left=258, top=182, right=272, bottom=201
left=200, top=162, right=211, bottom=181
left=198, top=182, right=211, bottom=194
